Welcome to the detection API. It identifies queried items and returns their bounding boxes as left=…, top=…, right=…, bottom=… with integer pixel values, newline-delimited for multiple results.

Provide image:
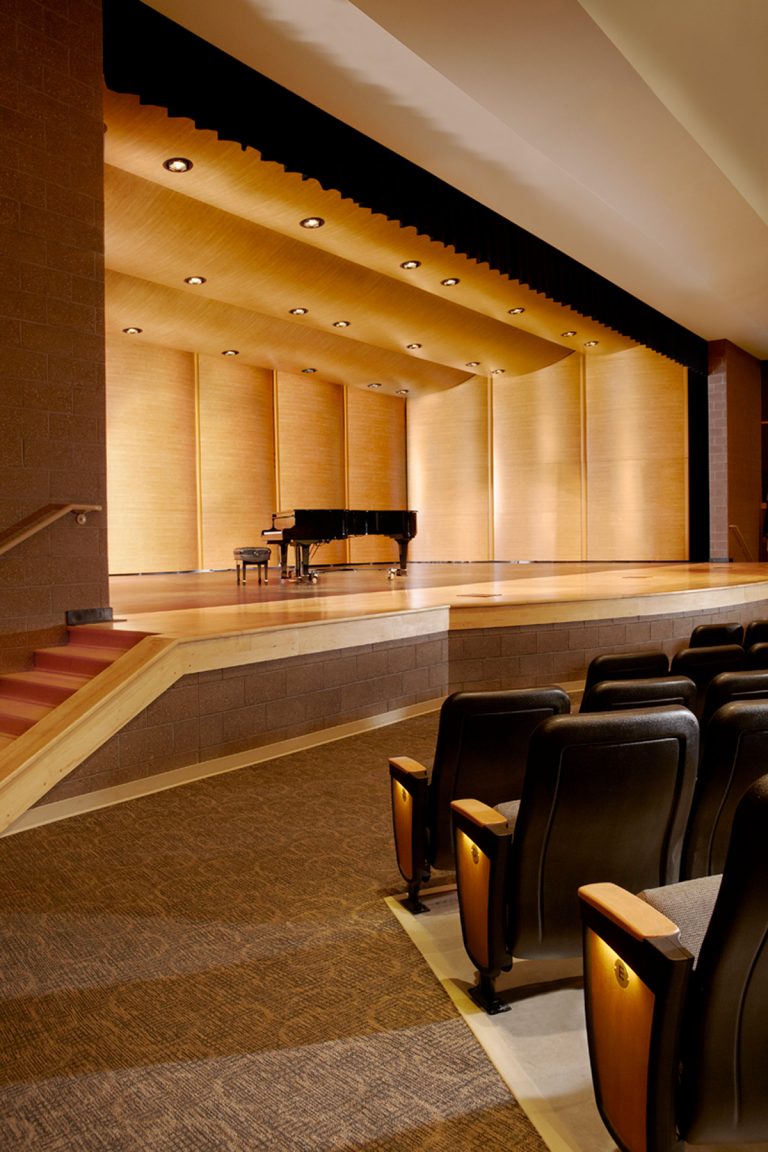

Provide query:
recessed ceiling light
left=333, top=320, right=350, bottom=328
left=441, top=277, right=460, bottom=286
left=400, top=260, right=421, bottom=270
left=163, top=157, right=193, bottom=172
left=302, top=367, right=317, bottom=373
left=367, top=382, right=382, bottom=389
left=122, top=326, right=142, bottom=335
left=184, top=275, right=206, bottom=285
left=406, top=343, right=422, bottom=350
left=508, top=307, right=525, bottom=315
left=395, top=388, right=409, bottom=396
left=561, top=330, right=577, bottom=337
left=221, top=349, right=239, bottom=356
left=584, top=340, right=599, bottom=348
left=300, top=216, right=325, bottom=229
left=491, top=368, right=506, bottom=375
left=289, top=307, right=309, bottom=315
left=466, top=361, right=480, bottom=368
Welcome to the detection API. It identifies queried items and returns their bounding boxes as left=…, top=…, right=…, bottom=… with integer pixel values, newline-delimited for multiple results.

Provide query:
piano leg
left=279, top=542, right=289, bottom=580
left=395, top=537, right=409, bottom=575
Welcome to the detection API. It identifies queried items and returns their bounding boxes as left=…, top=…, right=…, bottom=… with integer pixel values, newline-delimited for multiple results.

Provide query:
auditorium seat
left=579, top=776, right=768, bottom=1152
left=582, top=649, right=669, bottom=696
left=699, top=667, right=768, bottom=729
left=744, top=618, right=768, bottom=649
left=450, top=706, right=698, bottom=1013
left=688, top=621, right=743, bottom=647
left=388, top=686, right=570, bottom=913
left=579, top=675, right=696, bottom=714
left=669, top=644, right=745, bottom=718
left=682, top=699, right=768, bottom=879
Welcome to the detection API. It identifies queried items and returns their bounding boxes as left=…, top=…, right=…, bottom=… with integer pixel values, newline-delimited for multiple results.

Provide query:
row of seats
left=388, top=646, right=768, bottom=1150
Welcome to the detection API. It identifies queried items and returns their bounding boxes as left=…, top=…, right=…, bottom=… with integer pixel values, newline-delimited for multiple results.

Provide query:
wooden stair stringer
left=0, top=633, right=181, bottom=833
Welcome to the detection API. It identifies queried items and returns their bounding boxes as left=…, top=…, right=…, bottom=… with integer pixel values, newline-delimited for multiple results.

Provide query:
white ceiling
left=140, top=0, right=768, bottom=360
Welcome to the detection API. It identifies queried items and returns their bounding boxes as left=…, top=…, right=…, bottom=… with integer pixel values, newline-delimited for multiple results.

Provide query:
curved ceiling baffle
left=101, top=0, right=710, bottom=551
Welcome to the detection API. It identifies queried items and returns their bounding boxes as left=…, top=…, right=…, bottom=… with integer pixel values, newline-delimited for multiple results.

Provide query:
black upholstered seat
left=743, top=618, right=768, bottom=650
left=579, top=675, right=696, bottom=714
left=688, top=621, right=744, bottom=647
left=682, top=698, right=768, bottom=878
left=388, top=686, right=570, bottom=913
left=699, top=667, right=768, bottom=729
left=582, top=650, right=669, bottom=696
left=450, top=705, right=699, bottom=1013
left=669, top=644, right=745, bottom=718
left=580, top=775, right=768, bottom=1151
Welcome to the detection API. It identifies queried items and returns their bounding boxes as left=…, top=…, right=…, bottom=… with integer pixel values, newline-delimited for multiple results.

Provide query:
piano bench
left=234, top=547, right=271, bottom=585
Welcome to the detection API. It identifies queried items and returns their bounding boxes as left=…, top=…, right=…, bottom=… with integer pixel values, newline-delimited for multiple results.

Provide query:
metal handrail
left=0, top=503, right=102, bottom=557
left=728, top=523, right=754, bottom=562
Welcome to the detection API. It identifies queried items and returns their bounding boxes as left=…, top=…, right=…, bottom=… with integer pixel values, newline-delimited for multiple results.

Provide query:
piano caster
left=389, top=567, right=406, bottom=578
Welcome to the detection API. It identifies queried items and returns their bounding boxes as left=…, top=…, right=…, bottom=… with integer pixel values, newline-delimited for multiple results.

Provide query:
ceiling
left=104, top=0, right=768, bottom=398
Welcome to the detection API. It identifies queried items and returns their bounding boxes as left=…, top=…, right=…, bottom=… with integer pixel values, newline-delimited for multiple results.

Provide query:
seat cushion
left=639, top=875, right=722, bottom=962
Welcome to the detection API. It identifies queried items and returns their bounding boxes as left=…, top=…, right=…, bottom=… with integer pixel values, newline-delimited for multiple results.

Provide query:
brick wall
left=0, top=0, right=108, bottom=667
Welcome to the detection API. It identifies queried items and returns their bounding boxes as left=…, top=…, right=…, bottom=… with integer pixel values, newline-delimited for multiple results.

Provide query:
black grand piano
left=263, top=508, right=417, bottom=582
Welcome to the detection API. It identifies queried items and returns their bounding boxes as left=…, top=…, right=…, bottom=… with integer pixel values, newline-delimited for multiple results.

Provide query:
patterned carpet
left=0, top=714, right=548, bottom=1151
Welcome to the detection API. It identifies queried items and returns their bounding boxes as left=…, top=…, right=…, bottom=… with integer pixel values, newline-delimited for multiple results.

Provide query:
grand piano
left=263, top=508, right=417, bottom=581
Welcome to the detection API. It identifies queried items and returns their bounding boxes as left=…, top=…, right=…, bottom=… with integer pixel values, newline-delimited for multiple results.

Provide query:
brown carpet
left=0, top=714, right=548, bottom=1151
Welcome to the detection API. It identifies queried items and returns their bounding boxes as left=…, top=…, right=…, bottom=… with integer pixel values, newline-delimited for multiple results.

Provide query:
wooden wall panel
left=586, top=347, right=688, bottom=560
left=493, top=356, right=583, bottom=560
left=346, top=390, right=407, bottom=564
left=198, top=356, right=275, bottom=569
left=275, top=371, right=346, bottom=565
left=106, top=341, right=198, bottom=573
left=407, top=377, right=491, bottom=561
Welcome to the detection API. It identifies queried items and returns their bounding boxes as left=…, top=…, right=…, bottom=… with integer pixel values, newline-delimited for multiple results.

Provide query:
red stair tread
left=67, top=627, right=148, bottom=650
left=0, top=697, right=51, bottom=736
left=0, top=669, right=90, bottom=706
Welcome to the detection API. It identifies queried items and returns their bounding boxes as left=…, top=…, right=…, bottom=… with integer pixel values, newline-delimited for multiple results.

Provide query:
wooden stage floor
left=108, top=560, right=768, bottom=638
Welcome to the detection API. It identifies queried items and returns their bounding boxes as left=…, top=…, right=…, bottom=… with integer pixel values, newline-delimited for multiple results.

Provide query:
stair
left=0, top=627, right=147, bottom=745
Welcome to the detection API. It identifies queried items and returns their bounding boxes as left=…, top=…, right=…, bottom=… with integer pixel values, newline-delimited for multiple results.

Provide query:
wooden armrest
left=388, top=755, right=428, bottom=780
left=451, top=797, right=508, bottom=830
left=579, top=882, right=681, bottom=942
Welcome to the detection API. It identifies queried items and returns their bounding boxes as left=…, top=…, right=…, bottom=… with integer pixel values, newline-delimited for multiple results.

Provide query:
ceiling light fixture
left=184, top=275, right=206, bottom=285
left=221, top=349, right=239, bottom=356
left=300, top=216, right=325, bottom=229
left=302, top=367, right=317, bottom=373
left=466, top=361, right=480, bottom=368
left=561, top=330, right=577, bottom=337
left=491, top=368, right=506, bottom=375
left=406, top=343, right=422, bottom=350
left=333, top=320, right=350, bottom=328
left=289, top=307, right=309, bottom=315
left=400, top=260, right=421, bottom=270
left=367, top=382, right=382, bottom=389
left=122, top=326, right=142, bottom=335
left=163, top=157, right=193, bottom=172
left=508, top=307, right=525, bottom=315
left=584, top=340, right=599, bottom=348
left=441, top=277, right=460, bottom=286
left=395, top=388, right=409, bottom=396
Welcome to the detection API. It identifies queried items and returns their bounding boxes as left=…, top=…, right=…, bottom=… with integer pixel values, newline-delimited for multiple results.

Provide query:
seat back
left=743, top=618, right=768, bottom=650
left=682, top=699, right=768, bottom=878
left=582, top=650, right=669, bottom=695
left=427, top=686, right=570, bottom=868
left=580, top=675, right=696, bottom=714
left=678, top=776, right=768, bottom=1145
left=508, top=706, right=699, bottom=957
left=746, top=640, right=768, bottom=669
left=689, top=621, right=744, bottom=648
left=669, top=644, right=745, bottom=717
left=699, top=667, right=768, bottom=729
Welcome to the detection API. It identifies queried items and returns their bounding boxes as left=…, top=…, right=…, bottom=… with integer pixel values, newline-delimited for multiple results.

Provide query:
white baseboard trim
left=3, top=697, right=444, bottom=836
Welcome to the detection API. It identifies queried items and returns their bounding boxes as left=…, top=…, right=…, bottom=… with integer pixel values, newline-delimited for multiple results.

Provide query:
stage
left=108, top=560, right=768, bottom=639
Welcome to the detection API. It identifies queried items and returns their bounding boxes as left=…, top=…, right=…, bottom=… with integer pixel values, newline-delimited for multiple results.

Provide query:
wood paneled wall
left=107, top=342, right=688, bottom=571
left=406, top=347, right=688, bottom=562
left=407, top=377, right=492, bottom=560
left=586, top=348, right=688, bottom=560
left=493, top=356, right=584, bottom=560
left=107, top=342, right=198, bottom=573
left=198, top=355, right=275, bottom=569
